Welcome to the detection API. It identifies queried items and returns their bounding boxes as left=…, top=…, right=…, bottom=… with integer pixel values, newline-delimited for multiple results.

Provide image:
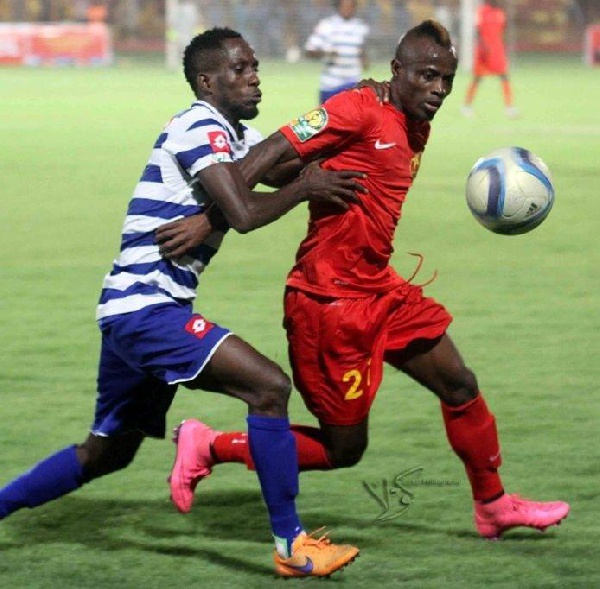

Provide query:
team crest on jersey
left=410, top=152, right=423, bottom=179
left=288, top=108, right=328, bottom=142
left=185, top=314, right=215, bottom=339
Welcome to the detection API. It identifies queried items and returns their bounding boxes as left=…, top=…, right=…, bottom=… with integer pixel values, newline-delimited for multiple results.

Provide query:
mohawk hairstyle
left=183, top=27, right=243, bottom=94
left=395, top=19, right=455, bottom=61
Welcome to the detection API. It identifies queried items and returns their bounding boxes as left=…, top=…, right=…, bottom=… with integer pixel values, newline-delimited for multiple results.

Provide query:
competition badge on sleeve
left=287, top=107, right=328, bottom=142
left=410, top=152, right=423, bottom=179
left=208, top=131, right=231, bottom=163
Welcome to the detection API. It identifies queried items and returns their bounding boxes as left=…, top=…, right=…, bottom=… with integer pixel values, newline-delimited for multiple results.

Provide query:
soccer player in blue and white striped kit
left=305, top=0, right=370, bottom=103
left=0, top=28, right=364, bottom=578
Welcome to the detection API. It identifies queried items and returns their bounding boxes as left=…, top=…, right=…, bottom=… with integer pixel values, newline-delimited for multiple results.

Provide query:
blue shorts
left=92, top=302, right=231, bottom=438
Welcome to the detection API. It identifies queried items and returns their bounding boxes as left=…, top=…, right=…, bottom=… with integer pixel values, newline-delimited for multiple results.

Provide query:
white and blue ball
left=465, top=146, right=555, bottom=235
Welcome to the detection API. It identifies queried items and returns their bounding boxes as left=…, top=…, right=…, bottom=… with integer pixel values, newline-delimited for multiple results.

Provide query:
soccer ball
left=465, top=146, right=555, bottom=235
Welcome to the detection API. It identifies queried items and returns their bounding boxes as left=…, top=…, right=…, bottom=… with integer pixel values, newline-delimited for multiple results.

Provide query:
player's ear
left=391, top=58, right=401, bottom=77
left=196, top=73, right=212, bottom=94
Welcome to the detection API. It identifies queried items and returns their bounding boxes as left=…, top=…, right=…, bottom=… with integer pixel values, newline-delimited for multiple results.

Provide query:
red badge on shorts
left=208, top=131, right=230, bottom=153
left=185, top=315, right=215, bottom=339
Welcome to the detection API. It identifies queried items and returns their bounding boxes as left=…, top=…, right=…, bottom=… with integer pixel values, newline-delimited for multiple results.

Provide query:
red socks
left=211, top=431, right=251, bottom=465
left=441, top=394, right=504, bottom=501
left=213, top=394, right=504, bottom=502
left=212, top=424, right=332, bottom=471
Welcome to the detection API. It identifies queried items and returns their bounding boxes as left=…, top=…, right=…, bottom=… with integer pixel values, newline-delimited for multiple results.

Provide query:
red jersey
left=474, top=4, right=508, bottom=76
left=280, top=88, right=430, bottom=297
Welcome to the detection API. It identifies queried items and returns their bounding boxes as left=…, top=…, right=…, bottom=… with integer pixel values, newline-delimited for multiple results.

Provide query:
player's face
left=338, top=0, right=357, bottom=19
left=208, top=38, right=261, bottom=124
left=390, top=39, right=457, bottom=121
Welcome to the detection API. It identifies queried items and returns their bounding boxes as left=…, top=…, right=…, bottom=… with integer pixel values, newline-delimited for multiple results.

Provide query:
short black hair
left=395, top=19, right=455, bottom=62
left=183, top=27, right=243, bottom=95
left=335, top=0, right=357, bottom=10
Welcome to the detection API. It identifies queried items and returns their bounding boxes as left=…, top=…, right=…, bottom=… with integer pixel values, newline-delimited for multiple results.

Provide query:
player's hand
left=155, top=214, right=212, bottom=259
left=356, top=78, right=390, bottom=103
left=297, top=160, right=367, bottom=210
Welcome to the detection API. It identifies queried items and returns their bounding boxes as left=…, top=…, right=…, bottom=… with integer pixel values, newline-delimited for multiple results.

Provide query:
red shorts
left=283, top=285, right=453, bottom=426
left=474, top=43, right=508, bottom=76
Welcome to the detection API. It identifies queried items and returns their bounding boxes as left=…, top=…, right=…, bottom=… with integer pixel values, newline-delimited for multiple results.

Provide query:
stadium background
left=1, top=0, right=599, bottom=64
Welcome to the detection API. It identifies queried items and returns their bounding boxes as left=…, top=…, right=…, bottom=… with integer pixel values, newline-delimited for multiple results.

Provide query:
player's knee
left=443, top=366, right=479, bottom=406
left=77, top=438, right=138, bottom=481
left=249, top=369, right=292, bottom=415
left=459, top=366, right=479, bottom=399
left=77, top=444, right=109, bottom=480
left=83, top=450, right=137, bottom=480
left=328, top=442, right=367, bottom=469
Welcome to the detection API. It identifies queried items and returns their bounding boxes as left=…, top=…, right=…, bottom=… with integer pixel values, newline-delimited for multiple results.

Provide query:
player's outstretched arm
left=156, top=161, right=366, bottom=257
left=198, top=155, right=366, bottom=234
left=259, top=158, right=304, bottom=188
left=238, top=131, right=300, bottom=188
left=155, top=131, right=367, bottom=254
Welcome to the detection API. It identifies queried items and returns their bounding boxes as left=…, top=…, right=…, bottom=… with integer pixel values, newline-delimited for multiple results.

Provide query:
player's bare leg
left=462, top=75, right=481, bottom=117
left=390, top=333, right=569, bottom=538
left=0, top=430, right=144, bottom=520
left=169, top=335, right=359, bottom=576
left=76, top=431, right=145, bottom=479
left=499, top=74, right=519, bottom=118
left=318, top=419, right=369, bottom=469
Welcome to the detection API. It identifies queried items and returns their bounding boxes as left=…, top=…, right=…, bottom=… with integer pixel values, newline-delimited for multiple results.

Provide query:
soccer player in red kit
left=462, top=0, right=518, bottom=118
left=167, top=20, right=569, bottom=540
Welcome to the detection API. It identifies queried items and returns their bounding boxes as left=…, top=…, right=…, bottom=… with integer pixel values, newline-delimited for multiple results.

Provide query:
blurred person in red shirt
left=462, top=0, right=518, bottom=118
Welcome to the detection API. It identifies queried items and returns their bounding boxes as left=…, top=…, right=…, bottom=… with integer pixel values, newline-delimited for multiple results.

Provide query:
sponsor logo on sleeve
left=185, top=315, right=215, bottom=339
left=208, top=131, right=231, bottom=163
left=208, top=131, right=230, bottom=153
left=287, top=107, right=328, bottom=142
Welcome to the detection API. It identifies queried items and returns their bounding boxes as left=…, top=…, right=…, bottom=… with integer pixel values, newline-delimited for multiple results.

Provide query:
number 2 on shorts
left=343, top=361, right=371, bottom=400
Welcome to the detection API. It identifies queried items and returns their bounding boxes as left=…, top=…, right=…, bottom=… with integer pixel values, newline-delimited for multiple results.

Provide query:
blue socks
left=247, top=415, right=303, bottom=557
left=0, top=424, right=303, bottom=558
left=0, top=445, right=85, bottom=519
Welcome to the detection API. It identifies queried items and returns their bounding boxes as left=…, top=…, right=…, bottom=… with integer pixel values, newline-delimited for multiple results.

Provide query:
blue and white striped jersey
left=305, top=13, right=369, bottom=91
left=96, top=100, right=262, bottom=325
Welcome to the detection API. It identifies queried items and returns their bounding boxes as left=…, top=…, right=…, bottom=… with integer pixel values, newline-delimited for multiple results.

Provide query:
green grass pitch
left=0, top=54, right=598, bottom=588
